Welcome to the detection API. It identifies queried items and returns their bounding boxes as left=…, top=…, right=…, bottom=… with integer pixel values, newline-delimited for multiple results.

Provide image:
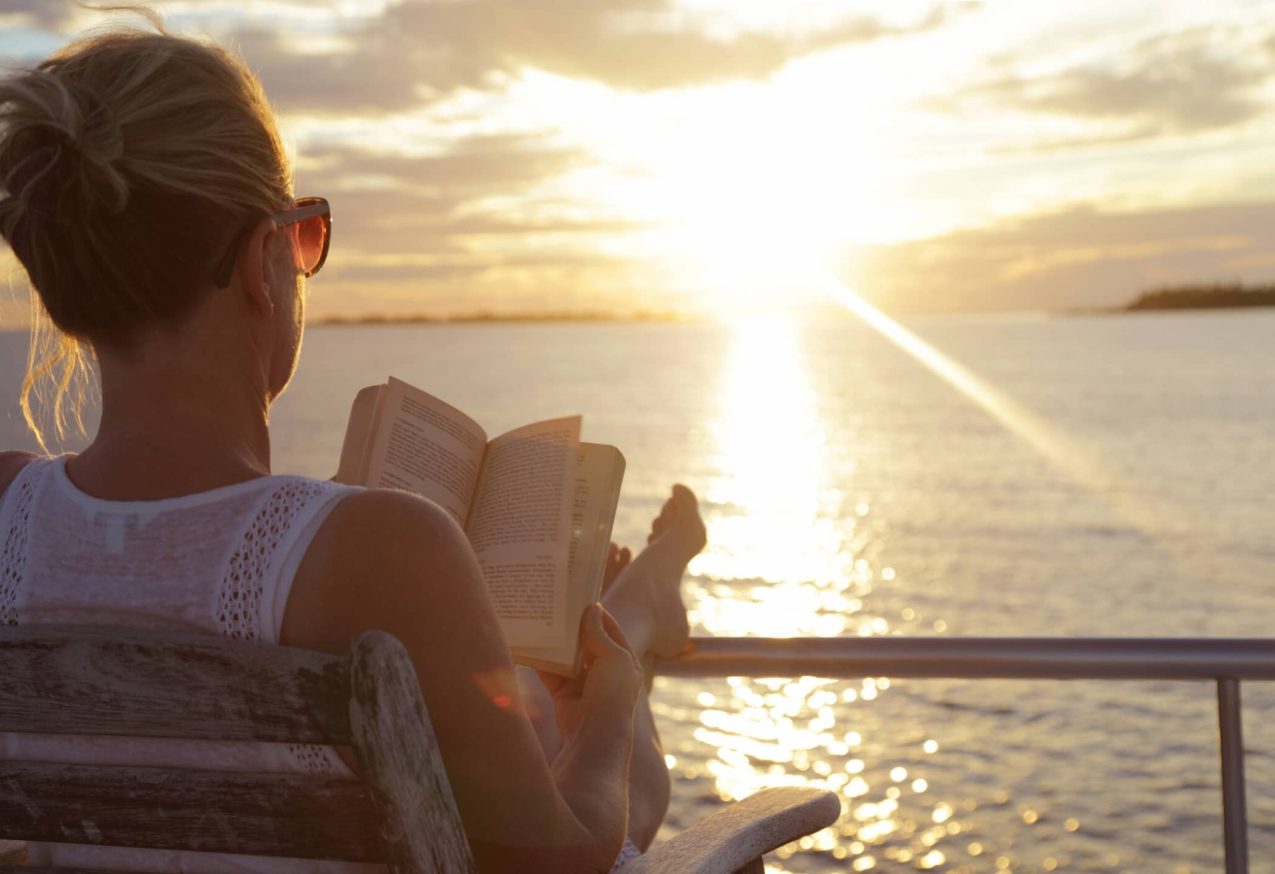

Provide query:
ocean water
left=2, top=309, right=1273, bottom=872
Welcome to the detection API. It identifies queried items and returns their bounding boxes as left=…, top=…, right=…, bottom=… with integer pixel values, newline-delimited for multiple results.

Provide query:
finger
left=536, top=669, right=573, bottom=697
left=579, top=605, right=642, bottom=686
left=577, top=606, right=643, bottom=706
left=598, top=605, right=634, bottom=654
left=579, top=604, right=628, bottom=659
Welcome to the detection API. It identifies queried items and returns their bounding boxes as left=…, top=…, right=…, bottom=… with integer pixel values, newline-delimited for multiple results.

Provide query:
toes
left=603, top=543, right=634, bottom=590
left=671, top=483, right=699, bottom=512
left=612, top=546, right=632, bottom=571
left=648, top=485, right=705, bottom=549
left=648, top=511, right=669, bottom=543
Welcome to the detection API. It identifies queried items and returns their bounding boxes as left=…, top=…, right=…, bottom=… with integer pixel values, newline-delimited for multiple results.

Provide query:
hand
left=538, top=604, right=642, bottom=742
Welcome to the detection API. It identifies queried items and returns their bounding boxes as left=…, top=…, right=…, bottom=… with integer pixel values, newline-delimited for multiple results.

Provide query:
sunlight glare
left=816, top=273, right=1237, bottom=565
left=693, top=316, right=865, bottom=638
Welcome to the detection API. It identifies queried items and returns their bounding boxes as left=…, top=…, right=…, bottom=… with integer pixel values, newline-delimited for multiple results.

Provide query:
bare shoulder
left=281, top=487, right=490, bottom=652
left=0, top=451, right=38, bottom=497
left=317, top=487, right=472, bottom=574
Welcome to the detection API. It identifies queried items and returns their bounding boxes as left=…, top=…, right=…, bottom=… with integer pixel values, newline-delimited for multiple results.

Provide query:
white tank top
left=0, top=455, right=383, bottom=872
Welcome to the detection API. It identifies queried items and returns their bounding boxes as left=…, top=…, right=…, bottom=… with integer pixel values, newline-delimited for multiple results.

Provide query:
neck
left=71, top=315, right=276, bottom=501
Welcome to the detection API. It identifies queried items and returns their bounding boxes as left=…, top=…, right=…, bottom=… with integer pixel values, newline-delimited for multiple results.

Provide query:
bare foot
left=602, top=543, right=632, bottom=593
left=602, top=484, right=706, bottom=659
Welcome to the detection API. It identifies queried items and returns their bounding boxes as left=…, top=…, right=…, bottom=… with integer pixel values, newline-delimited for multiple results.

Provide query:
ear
left=235, top=216, right=280, bottom=318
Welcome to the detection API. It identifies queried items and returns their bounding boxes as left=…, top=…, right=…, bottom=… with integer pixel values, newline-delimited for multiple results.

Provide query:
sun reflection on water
left=668, top=316, right=981, bottom=871
left=690, top=316, right=863, bottom=639
left=661, top=315, right=1072, bottom=871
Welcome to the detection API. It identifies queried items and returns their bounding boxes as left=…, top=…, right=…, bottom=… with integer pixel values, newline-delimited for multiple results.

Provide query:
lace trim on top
left=216, top=478, right=349, bottom=776
left=217, top=479, right=328, bottom=642
left=1, top=460, right=44, bottom=627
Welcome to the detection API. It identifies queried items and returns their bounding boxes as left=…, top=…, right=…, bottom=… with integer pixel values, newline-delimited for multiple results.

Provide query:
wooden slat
left=0, top=762, right=385, bottom=862
left=2, top=867, right=136, bottom=873
left=348, top=631, right=475, bottom=874
left=0, top=625, right=351, bottom=743
left=618, top=787, right=841, bottom=874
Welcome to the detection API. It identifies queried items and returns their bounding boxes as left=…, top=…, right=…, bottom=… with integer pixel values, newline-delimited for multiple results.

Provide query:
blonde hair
left=0, top=19, right=292, bottom=449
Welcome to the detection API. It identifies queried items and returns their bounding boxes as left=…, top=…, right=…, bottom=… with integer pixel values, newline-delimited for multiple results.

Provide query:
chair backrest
left=0, top=625, right=475, bottom=873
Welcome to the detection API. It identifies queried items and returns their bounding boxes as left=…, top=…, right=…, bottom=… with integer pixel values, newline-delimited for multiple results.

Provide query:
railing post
left=1218, top=678, right=1248, bottom=874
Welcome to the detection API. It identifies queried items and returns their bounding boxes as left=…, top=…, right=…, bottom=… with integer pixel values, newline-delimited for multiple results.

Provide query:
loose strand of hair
left=21, top=297, right=93, bottom=454
left=76, top=4, right=168, bottom=36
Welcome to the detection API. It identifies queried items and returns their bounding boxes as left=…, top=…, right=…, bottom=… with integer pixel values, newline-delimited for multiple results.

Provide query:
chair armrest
left=616, top=787, right=841, bottom=874
left=0, top=841, right=24, bottom=864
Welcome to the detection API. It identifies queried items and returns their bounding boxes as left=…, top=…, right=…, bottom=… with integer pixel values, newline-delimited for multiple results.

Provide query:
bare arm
left=282, top=489, right=639, bottom=873
left=0, top=451, right=36, bottom=497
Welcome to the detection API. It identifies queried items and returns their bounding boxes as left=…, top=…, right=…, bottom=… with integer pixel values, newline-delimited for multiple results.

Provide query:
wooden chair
left=0, top=626, right=840, bottom=873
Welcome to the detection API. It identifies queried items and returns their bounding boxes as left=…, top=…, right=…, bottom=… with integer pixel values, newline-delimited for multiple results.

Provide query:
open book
left=336, top=377, right=625, bottom=676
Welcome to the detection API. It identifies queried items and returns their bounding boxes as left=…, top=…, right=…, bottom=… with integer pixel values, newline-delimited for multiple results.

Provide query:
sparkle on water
left=676, top=315, right=972, bottom=871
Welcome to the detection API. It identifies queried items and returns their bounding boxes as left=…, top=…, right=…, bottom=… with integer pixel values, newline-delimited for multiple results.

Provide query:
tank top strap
left=210, top=476, right=360, bottom=778
left=215, top=477, right=359, bottom=642
left=0, top=456, right=54, bottom=627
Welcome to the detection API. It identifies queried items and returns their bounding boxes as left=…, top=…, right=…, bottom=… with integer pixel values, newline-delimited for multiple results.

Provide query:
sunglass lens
left=296, top=214, right=328, bottom=275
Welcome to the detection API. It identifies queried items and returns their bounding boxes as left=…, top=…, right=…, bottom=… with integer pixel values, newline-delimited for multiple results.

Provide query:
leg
left=602, top=484, right=705, bottom=660
left=625, top=668, right=670, bottom=850
left=602, top=485, right=706, bottom=849
left=520, top=486, right=706, bottom=850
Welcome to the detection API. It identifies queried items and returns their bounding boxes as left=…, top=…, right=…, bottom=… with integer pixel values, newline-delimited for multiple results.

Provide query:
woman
left=0, top=21, right=705, bottom=873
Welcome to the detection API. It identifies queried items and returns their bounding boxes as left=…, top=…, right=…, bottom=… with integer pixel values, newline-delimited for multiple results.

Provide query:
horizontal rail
left=655, top=637, right=1275, bottom=680
left=657, top=636, right=1267, bottom=873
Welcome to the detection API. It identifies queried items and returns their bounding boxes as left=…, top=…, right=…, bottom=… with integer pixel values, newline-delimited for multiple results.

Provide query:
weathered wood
left=348, top=631, right=476, bottom=874
left=1, top=860, right=455, bottom=874
left=617, top=787, right=841, bottom=874
left=0, top=625, right=351, bottom=744
left=731, top=859, right=764, bottom=874
left=0, top=862, right=131, bottom=867
left=0, top=763, right=385, bottom=861
left=1, top=626, right=841, bottom=873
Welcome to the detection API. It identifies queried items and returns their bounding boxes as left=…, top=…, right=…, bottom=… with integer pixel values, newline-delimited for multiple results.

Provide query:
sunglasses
left=212, top=196, right=331, bottom=288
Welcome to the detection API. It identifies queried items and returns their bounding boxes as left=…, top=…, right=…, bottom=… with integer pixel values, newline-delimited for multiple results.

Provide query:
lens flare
left=816, top=273, right=1252, bottom=578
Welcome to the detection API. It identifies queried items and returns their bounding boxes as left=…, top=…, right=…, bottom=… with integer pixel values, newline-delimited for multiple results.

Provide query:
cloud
left=846, top=200, right=1275, bottom=313
left=302, top=134, right=585, bottom=195
left=287, top=133, right=653, bottom=315
left=928, top=25, right=1273, bottom=144
left=0, top=0, right=74, bottom=29
left=232, top=0, right=965, bottom=115
left=295, top=134, right=637, bottom=253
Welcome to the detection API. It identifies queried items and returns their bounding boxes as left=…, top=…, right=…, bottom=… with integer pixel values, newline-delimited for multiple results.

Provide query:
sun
left=511, top=60, right=902, bottom=318
left=669, top=175, right=846, bottom=316
left=621, top=83, right=887, bottom=317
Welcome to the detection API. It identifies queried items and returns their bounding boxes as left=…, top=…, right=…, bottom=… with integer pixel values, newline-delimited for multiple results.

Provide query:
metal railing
left=657, top=637, right=1275, bottom=874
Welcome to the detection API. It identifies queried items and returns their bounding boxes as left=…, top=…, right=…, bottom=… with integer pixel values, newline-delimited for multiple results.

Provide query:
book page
left=334, top=385, right=384, bottom=484
left=467, top=416, right=581, bottom=647
left=361, top=377, right=489, bottom=526
left=513, top=443, right=625, bottom=675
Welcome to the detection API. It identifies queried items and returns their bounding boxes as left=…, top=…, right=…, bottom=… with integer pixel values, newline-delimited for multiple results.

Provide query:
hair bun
left=0, top=75, right=130, bottom=226
left=70, top=88, right=129, bottom=212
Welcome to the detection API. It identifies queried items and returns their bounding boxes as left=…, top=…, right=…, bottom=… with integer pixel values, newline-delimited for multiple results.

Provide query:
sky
left=2, top=0, right=1275, bottom=322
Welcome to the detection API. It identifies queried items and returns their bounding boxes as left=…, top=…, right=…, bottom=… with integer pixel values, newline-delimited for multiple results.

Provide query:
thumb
left=580, top=603, right=633, bottom=660
left=578, top=604, right=642, bottom=699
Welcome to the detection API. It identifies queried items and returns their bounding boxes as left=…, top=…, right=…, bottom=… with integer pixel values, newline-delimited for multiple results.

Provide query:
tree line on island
left=1124, top=282, right=1275, bottom=311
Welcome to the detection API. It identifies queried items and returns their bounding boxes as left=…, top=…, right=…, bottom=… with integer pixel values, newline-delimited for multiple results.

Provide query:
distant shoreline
left=1120, top=283, right=1275, bottom=312
left=307, top=310, right=691, bottom=326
